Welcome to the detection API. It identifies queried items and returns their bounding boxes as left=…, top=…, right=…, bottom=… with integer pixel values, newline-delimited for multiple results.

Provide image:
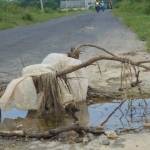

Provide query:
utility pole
left=40, top=0, right=44, bottom=12
left=66, top=0, right=68, bottom=10
left=65, top=0, right=68, bottom=14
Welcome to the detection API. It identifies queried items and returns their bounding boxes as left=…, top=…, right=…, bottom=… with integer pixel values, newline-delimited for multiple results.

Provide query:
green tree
left=20, top=0, right=60, bottom=9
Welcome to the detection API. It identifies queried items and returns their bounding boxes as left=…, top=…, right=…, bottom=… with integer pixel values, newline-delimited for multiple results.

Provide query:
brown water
left=1, top=99, right=150, bottom=132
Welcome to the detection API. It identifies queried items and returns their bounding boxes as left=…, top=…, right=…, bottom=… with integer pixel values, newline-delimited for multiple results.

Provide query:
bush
left=114, top=0, right=150, bottom=51
left=144, top=4, right=150, bottom=15
left=22, top=13, right=33, bottom=21
left=44, top=7, right=54, bottom=13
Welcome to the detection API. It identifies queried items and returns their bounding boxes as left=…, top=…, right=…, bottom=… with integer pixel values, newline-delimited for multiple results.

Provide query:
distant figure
left=100, top=0, right=105, bottom=12
left=95, top=0, right=100, bottom=13
left=108, top=0, right=113, bottom=9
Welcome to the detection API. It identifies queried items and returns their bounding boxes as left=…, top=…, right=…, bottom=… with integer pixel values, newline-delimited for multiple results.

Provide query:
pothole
left=1, top=99, right=150, bottom=133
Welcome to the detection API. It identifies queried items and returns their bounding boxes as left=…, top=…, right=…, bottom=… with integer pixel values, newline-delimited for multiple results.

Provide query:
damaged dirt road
left=1, top=10, right=150, bottom=150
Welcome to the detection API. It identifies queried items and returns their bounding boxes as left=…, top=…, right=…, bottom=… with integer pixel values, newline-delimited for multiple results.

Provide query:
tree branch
left=75, top=44, right=117, bottom=57
left=57, top=55, right=150, bottom=77
left=0, top=124, right=104, bottom=139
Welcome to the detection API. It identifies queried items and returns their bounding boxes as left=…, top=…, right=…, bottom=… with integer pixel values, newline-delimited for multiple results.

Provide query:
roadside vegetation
left=0, top=0, right=85, bottom=30
left=114, top=0, right=150, bottom=50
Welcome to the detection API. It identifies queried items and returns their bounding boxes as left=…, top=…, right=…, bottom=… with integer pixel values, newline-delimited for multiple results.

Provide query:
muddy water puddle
left=1, top=99, right=150, bottom=132
left=89, top=99, right=150, bottom=130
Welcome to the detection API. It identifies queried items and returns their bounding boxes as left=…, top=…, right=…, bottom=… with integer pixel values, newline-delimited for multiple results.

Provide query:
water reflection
left=0, top=102, right=89, bottom=132
left=1, top=99, right=150, bottom=132
left=2, top=108, right=27, bottom=121
left=89, top=99, right=150, bottom=130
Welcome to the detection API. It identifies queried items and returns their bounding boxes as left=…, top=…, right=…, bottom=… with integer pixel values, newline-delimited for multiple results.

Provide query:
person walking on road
left=95, top=0, right=100, bottom=13
left=100, top=0, right=105, bottom=12
left=108, top=0, right=113, bottom=9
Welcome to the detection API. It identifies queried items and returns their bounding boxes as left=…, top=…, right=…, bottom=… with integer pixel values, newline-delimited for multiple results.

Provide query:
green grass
left=114, top=0, right=150, bottom=51
left=0, top=5, right=86, bottom=30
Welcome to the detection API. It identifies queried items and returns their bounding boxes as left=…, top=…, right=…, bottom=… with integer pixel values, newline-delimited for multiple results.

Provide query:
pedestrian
left=95, top=0, right=100, bottom=13
left=100, top=0, right=105, bottom=12
left=108, top=0, right=113, bottom=9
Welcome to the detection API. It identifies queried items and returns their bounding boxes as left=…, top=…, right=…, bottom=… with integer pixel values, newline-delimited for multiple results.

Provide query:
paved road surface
left=0, top=10, right=144, bottom=81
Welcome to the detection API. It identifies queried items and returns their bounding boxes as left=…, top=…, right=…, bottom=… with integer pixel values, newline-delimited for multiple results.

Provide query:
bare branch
left=57, top=55, right=150, bottom=77
left=76, top=44, right=117, bottom=57
left=100, top=100, right=126, bottom=126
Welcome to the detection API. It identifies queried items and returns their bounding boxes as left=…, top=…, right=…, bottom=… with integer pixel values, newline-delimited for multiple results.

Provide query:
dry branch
left=75, top=44, right=117, bottom=57
left=0, top=124, right=104, bottom=139
left=57, top=55, right=150, bottom=77
left=1, top=51, right=150, bottom=98
left=100, top=100, right=126, bottom=126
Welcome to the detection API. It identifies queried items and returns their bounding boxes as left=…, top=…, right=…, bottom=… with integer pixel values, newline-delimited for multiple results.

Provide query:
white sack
left=42, top=53, right=88, bottom=103
left=0, top=53, right=88, bottom=110
left=0, top=77, right=38, bottom=110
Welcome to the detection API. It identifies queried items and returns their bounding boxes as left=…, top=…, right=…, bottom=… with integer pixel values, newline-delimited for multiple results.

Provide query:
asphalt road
left=0, top=10, right=144, bottom=81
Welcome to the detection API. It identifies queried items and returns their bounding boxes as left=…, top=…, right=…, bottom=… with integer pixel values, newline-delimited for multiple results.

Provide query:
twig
left=100, top=100, right=126, bottom=126
left=75, top=44, right=117, bottom=57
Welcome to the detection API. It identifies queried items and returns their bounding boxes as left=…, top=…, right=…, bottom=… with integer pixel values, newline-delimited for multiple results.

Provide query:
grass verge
left=0, top=6, right=87, bottom=30
left=113, top=1, right=150, bottom=51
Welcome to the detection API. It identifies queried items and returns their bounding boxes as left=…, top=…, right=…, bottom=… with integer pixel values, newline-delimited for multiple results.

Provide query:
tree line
left=0, top=0, right=61, bottom=10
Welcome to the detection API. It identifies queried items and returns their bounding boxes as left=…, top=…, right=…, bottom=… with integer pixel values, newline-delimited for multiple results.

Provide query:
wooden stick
left=0, top=124, right=104, bottom=139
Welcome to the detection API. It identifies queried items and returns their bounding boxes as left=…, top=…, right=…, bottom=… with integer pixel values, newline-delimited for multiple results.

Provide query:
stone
left=16, top=124, right=23, bottom=129
left=88, top=100, right=94, bottom=104
left=101, top=139, right=110, bottom=145
left=144, top=123, right=150, bottom=128
left=83, top=136, right=89, bottom=144
left=105, top=131, right=118, bottom=140
left=75, top=137, right=83, bottom=143
left=111, top=138, right=125, bottom=148
left=29, top=145, right=38, bottom=149
left=99, top=135, right=110, bottom=145
left=87, top=133, right=95, bottom=141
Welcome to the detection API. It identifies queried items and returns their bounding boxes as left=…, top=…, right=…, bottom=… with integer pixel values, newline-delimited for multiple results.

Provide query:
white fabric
left=0, top=77, right=38, bottom=110
left=0, top=53, right=88, bottom=110
left=42, top=53, right=88, bottom=103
